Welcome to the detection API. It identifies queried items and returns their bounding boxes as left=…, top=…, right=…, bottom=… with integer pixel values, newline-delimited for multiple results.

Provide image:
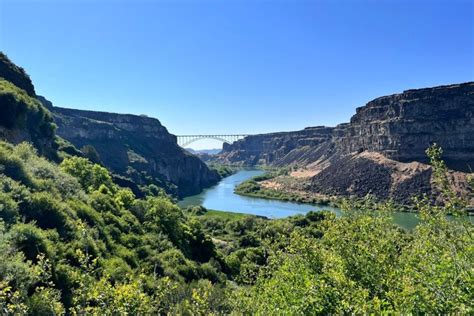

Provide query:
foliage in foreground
left=0, top=142, right=473, bottom=314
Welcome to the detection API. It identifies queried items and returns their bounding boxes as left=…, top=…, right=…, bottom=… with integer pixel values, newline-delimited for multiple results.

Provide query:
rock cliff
left=220, top=126, right=334, bottom=166
left=52, top=106, right=219, bottom=197
left=334, top=82, right=474, bottom=171
left=218, top=82, right=474, bottom=204
left=0, top=52, right=219, bottom=197
left=220, top=82, right=474, bottom=171
left=0, top=52, right=35, bottom=97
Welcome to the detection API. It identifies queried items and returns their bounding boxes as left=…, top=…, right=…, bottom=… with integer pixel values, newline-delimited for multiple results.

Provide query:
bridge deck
left=176, top=134, right=250, bottom=147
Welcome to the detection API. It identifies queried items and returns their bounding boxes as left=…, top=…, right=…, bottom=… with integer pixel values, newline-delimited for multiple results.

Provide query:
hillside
left=0, top=139, right=472, bottom=314
left=0, top=53, right=57, bottom=159
left=218, top=82, right=474, bottom=205
left=0, top=51, right=219, bottom=198
left=51, top=105, right=219, bottom=197
left=0, top=52, right=473, bottom=314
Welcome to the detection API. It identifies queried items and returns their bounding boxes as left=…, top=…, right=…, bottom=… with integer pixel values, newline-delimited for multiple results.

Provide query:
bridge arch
left=176, top=134, right=249, bottom=147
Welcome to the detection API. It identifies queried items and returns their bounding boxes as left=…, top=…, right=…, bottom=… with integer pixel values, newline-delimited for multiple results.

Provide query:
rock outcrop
left=0, top=53, right=57, bottom=158
left=218, top=82, right=474, bottom=204
left=0, top=52, right=36, bottom=97
left=52, top=106, right=219, bottom=197
left=220, top=82, right=474, bottom=171
left=0, top=52, right=219, bottom=197
left=220, top=126, right=334, bottom=166
left=334, top=82, right=474, bottom=171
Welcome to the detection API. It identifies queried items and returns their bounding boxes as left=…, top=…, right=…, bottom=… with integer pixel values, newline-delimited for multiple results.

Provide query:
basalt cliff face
left=221, top=126, right=334, bottom=166
left=218, top=82, right=474, bottom=204
left=334, top=82, right=474, bottom=171
left=52, top=106, right=219, bottom=197
left=0, top=52, right=219, bottom=198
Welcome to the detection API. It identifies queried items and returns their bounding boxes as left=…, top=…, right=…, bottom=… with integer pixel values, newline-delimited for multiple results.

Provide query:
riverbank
left=184, top=205, right=255, bottom=220
left=178, top=169, right=432, bottom=231
left=207, top=163, right=240, bottom=178
left=234, top=169, right=337, bottom=206
left=235, top=169, right=474, bottom=215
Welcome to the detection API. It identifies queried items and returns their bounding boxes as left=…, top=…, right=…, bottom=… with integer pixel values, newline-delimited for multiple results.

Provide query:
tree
left=60, top=156, right=114, bottom=193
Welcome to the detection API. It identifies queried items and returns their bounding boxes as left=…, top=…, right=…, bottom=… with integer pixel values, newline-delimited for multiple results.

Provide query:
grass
left=235, top=177, right=333, bottom=206
left=200, top=209, right=252, bottom=220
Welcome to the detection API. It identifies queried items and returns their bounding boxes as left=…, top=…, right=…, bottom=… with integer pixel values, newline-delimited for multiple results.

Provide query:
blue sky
left=1, top=0, right=473, bottom=149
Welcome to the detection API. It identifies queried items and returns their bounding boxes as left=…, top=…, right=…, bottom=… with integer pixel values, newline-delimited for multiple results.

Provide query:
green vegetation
left=0, top=79, right=57, bottom=157
left=185, top=206, right=254, bottom=220
left=2, top=50, right=470, bottom=313
left=0, top=141, right=229, bottom=314
left=0, top=52, right=36, bottom=97
left=80, top=145, right=101, bottom=164
left=208, top=163, right=238, bottom=178
left=236, top=176, right=332, bottom=205
left=0, top=140, right=473, bottom=314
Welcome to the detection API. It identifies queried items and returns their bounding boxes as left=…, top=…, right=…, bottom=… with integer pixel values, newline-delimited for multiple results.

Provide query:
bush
left=70, top=200, right=104, bottom=228
left=235, top=180, right=260, bottom=194
left=60, top=156, right=115, bottom=193
left=0, top=79, right=56, bottom=156
left=9, top=223, right=50, bottom=261
left=27, top=288, right=65, bottom=315
left=0, top=143, right=33, bottom=186
left=0, top=192, right=19, bottom=224
left=102, top=257, right=132, bottom=283
left=80, top=145, right=101, bottom=164
left=21, top=192, right=75, bottom=239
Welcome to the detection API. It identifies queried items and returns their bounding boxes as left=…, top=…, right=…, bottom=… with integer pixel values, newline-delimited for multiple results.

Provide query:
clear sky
left=1, top=0, right=473, bottom=149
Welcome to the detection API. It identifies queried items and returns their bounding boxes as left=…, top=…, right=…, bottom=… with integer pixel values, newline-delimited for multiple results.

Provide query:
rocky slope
left=220, top=126, right=334, bottom=166
left=0, top=52, right=35, bottom=97
left=52, top=106, right=219, bottom=197
left=334, top=82, right=474, bottom=171
left=0, top=52, right=219, bottom=197
left=218, top=82, right=474, bottom=204
left=0, top=53, right=58, bottom=158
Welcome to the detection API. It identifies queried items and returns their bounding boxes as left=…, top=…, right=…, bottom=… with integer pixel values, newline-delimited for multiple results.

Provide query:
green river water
left=179, top=169, right=426, bottom=230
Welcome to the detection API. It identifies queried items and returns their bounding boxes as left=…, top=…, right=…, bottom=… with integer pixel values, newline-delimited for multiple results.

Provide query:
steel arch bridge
left=176, top=134, right=249, bottom=147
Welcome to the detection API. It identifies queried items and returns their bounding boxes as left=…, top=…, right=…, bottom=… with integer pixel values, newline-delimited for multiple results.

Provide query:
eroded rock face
left=219, top=82, right=474, bottom=171
left=309, top=152, right=435, bottom=205
left=335, top=82, right=474, bottom=171
left=53, top=107, right=219, bottom=197
left=217, top=82, right=474, bottom=204
left=220, top=126, right=334, bottom=166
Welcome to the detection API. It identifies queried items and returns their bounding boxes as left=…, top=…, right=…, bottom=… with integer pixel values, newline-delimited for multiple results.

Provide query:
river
left=179, top=169, right=425, bottom=230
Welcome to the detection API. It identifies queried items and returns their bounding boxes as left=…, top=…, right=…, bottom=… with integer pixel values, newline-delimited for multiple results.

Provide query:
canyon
left=51, top=106, right=220, bottom=197
left=218, top=82, right=474, bottom=205
left=0, top=52, right=219, bottom=198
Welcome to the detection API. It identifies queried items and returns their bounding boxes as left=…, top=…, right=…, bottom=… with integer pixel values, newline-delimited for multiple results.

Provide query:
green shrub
left=102, top=257, right=132, bottom=283
left=27, top=288, right=65, bottom=315
left=60, top=156, right=115, bottom=193
left=0, top=192, right=19, bottom=224
left=235, top=180, right=260, bottom=194
left=10, top=223, right=50, bottom=261
left=0, top=144, right=33, bottom=186
left=70, top=200, right=104, bottom=228
left=0, top=79, right=56, bottom=155
left=0, top=52, right=36, bottom=96
left=21, top=192, right=75, bottom=239
left=80, top=145, right=101, bottom=164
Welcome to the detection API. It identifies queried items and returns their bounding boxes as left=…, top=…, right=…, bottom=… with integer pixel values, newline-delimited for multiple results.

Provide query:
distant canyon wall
left=52, top=106, right=219, bottom=197
left=219, top=82, right=474, bottom=172
left=218, top=82, right=474, bottom=204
